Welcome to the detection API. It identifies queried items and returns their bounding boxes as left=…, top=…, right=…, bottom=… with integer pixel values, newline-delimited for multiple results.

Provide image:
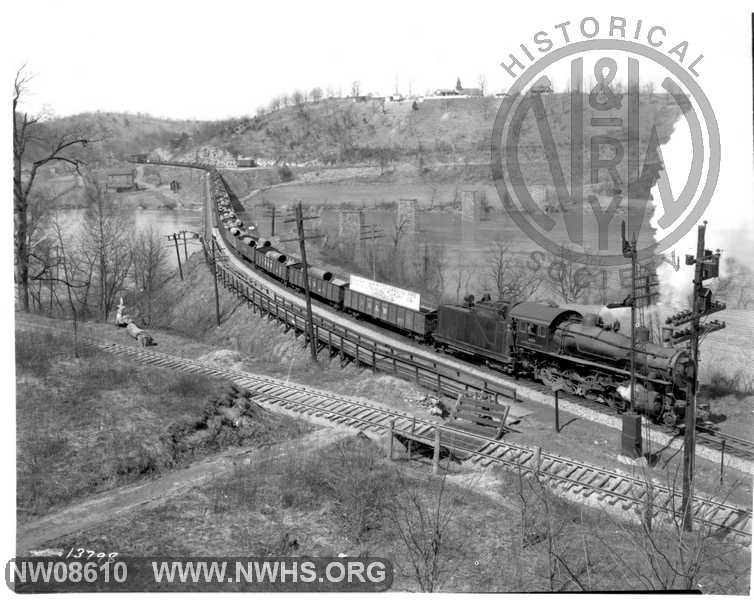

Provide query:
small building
left=530, top=83, right=553, bottom=94
left=237, top=157, right=258, bottom=168
left=105, top=168, right=136, bottom=192
left=455, top=78, right=483, bottom=97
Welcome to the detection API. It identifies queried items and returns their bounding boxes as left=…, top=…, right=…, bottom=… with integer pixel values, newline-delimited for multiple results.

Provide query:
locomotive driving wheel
left=662, top=411, right=677, bottom=427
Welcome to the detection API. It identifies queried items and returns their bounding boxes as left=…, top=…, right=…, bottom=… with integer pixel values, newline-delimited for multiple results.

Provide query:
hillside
left=36, top=95, right=681, bottom=181
left=193, top=94, right=681, bottom=179
left=21, top=111, right=217, bottom=170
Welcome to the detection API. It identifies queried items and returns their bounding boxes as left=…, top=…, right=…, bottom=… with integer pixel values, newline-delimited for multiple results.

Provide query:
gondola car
left=255, top=249, right=288, bottom=282
left=234, top=234, right=258, bottom=264
left=343, top=288, right=437, bottom=342
left=288, top=265, right=347, bottom=307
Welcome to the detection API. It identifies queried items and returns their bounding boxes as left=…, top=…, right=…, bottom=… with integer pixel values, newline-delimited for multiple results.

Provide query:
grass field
left=45, top=434, right=750, bottom=593
left=15, top=327, right=310, bottom=521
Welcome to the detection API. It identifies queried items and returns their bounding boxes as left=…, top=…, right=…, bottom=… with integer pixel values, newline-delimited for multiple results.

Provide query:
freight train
left=129, top=156, right=700, bottom=426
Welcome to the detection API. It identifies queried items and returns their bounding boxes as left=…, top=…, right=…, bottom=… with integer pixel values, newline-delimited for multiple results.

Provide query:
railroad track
left=161, top=159, right=754, bottom=471
left=17, top=319, right=753, bottom=540
left=697, top=426, right=754, bottom=461
left=211, top=237, right=754, bottom=470
left=532, top=375, right=754, bottom=461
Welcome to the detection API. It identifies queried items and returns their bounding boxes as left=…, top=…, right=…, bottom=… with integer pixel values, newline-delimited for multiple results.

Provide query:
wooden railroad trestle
left=205, top=243, right=518, bottom=407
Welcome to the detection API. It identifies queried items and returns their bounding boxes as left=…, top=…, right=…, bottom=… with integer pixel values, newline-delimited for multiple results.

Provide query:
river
left=57, top=208, right=203, bottom=268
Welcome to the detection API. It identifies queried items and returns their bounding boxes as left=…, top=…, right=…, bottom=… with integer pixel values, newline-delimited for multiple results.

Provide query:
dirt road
left=17, top=428, right=349, bottom=554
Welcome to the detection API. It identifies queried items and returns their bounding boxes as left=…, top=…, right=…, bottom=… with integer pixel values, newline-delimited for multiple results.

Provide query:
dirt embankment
left=15, top=324, right=310, bottom=523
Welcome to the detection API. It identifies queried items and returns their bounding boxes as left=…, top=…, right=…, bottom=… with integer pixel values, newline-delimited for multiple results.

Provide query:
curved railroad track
left=16, top=318, right=753, bottom=540
left=144, top=159, right=754, bottom=458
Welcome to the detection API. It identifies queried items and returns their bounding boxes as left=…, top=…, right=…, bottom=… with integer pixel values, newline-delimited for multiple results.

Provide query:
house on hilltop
left=455, top=77, right=482, bottom=97
left=431, top=78, right=484, bottom=98
left=105, top=168, right=136, bottom=192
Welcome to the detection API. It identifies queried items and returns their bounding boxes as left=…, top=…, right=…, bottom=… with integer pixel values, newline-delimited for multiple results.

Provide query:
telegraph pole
left=360, top=222, right=385, bottom=280
left=629, top=231, right=637, bottom=411
left=182, top=230, right=188, bottom=261
left=296, top=202, right=318, bottom=364
left=171, top=233, right=183, bottom=280
left=282, top=202, right=320, bottom=364
left=262, top=204, right=277, bottom=237
left=655, top=221, right=725, bottom=531
left=210, top=237, right=221, bottom=326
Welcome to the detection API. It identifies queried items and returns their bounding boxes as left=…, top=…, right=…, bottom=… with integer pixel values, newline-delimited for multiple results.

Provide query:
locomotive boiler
left=434, top=297, right=695, bottom=425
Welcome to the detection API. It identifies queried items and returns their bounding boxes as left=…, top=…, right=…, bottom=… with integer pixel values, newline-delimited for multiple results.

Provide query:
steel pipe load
left=239, top=235, right=256, bottom=247
left=308, top=266, right=333, bottom=281
left=266, top=250, right=288, bottom=263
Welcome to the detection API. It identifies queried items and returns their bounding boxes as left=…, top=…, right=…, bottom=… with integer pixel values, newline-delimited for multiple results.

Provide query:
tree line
left=14, top=66, right=171, bottom=326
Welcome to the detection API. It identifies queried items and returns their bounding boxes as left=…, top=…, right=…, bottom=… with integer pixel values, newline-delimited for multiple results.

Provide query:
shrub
left=705, top=368, right=754, bottom=397
left=277, top=164, right=294, bottom=182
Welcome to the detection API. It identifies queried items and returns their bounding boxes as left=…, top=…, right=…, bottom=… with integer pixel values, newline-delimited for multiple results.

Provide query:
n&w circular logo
left=491, top=17, right=720, bottom=267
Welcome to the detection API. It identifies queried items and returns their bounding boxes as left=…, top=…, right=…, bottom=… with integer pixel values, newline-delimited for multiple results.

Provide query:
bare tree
left=50, top=211, right=86, bottom=356
left=292, top=89, right=305, bottom=106
left=453, top=256, right=476, bottom=304
left=547, top=249, right=594, bottom=303
left=14, top=65, right=92, bottom=311
left=589, top=469, right=748, bottom=592
left=131, top=227, right=169, bottom=325
left=310, top=87, right=323, bottom=102
left=78, top=182, right=134, bottom=321
left=477, top=74, right=487, bottom=96
left=487, top=240, right=543, bottom=303
left=387, top=469, right=466, bottom=592
left=351, top=80, right=361, bottom=97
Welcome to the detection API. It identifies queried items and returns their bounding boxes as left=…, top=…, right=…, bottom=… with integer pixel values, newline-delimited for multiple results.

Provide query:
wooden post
left=432, top=429, right=441, bottom=474
left=683, top=223, right=706, bottom=532
left=534, top=447, right=542, bottom=476
left=182, top=230, right=188, bottom=261
left=720, top=439, right=726, bottom=486
left=555, top=390, right=560, bottom=433
left=296, top=202, right=318, bottom=365
left=210, top=238, right=221, bottom=326
left=388, top=420, right=395, bottom=461
left=173, top=234, right=183, bottom=280
left=408, top=417, right=416, bottom=462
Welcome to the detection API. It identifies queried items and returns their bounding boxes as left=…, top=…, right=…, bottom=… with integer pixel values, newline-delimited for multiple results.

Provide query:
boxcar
left=343, top=288, right=437, bottom=341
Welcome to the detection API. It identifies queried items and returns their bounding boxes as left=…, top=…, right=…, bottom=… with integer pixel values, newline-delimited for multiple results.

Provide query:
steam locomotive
left=434, top=297, right=697, bottom=427
left=129, top=156, right=698, bottom=426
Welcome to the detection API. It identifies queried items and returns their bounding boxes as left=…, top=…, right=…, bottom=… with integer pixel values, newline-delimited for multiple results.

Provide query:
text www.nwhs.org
left=152, top=560, right=389, bottom=584
left=8, top=558, right=392, bottom=591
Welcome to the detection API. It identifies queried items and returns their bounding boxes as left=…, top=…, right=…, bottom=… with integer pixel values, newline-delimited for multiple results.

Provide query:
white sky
left=3, top=1, right=751, bottom=120
left=2, top=1, right=753, bottom=564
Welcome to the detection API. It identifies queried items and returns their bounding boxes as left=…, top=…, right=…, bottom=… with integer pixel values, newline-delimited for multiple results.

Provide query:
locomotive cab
left=509, top=303, right=582, bottom=353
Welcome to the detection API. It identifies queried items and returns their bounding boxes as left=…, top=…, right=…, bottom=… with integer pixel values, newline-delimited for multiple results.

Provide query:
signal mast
left=662, top=221, right=726, bottom=531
